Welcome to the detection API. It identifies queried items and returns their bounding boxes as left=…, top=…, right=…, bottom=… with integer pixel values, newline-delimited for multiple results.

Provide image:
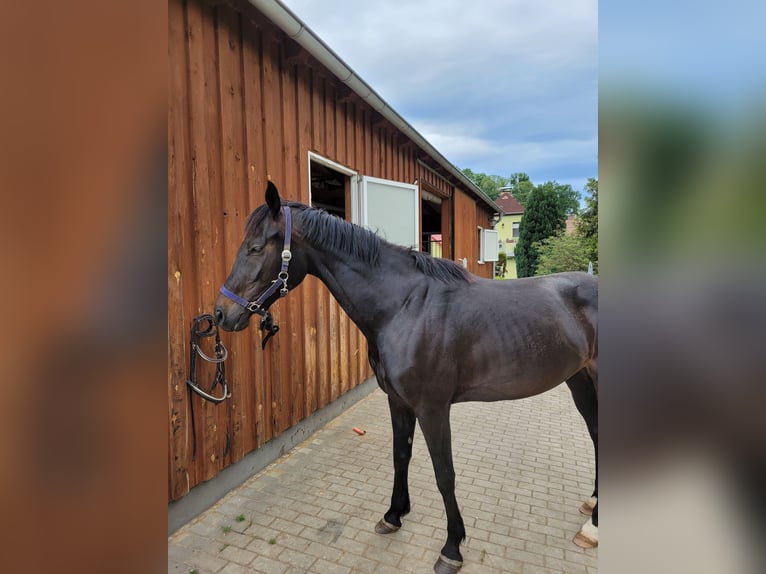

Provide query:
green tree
left=533, top=233, right=590, bottom=275
left=461, top=168, right=510, bottom=200
left=460, top=169, right=582, bottom=216
left=536, top=181, right=581, bottom=216
left=516, top=185, right=566, bottom=277
left=576, top=178, right=598, bottom=268
left=507, top=172, right=535, bottom=207
left=510, top=172, right=530, bottom=185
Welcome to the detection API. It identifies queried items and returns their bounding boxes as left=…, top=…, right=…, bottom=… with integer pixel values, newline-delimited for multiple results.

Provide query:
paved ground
left=169, top=385, right=597, bottom=573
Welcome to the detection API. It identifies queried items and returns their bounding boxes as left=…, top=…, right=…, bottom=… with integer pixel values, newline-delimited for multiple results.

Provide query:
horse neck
left=305, top=242, right=421, bottom=337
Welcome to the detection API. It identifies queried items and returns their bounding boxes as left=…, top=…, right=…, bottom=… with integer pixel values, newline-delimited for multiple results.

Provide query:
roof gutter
left=247, top=0, right=500, bottom=215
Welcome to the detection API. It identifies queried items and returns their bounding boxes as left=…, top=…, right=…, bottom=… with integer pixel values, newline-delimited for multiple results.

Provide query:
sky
left=599, top=0, right=766, bottom=111
left=280, top=0, right=598, bottom=195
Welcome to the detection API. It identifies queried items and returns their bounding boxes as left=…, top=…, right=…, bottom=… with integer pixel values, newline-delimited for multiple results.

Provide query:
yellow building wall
left=493, top=213, right=523, bottom=279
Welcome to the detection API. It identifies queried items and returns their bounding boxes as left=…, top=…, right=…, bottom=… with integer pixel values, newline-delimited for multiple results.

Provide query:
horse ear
left=265, top=181, right=281, bottom=218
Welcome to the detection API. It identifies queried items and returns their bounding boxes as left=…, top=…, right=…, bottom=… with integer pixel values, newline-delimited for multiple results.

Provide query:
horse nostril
left=214, top=307, right=224, bottom=324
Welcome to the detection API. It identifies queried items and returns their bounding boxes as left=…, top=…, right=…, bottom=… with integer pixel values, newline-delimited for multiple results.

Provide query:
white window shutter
left=480, top=229, right=499, bottom=262
left=359, top=176, right=419, bottom=249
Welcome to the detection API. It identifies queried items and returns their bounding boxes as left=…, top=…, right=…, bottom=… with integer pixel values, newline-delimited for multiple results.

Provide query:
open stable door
left=357, top=176, right=419, bottom=250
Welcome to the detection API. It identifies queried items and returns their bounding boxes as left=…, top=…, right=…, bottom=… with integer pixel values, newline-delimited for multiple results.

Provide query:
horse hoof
left=579, top=496, right=597, bottom=516
left=374, top=519, right=400, bottom=534
left=433, top=554, right=463, bottom=574
left=573, top=517, right=598, bottom=548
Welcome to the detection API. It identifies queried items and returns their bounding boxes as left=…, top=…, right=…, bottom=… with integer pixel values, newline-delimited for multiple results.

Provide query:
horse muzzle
left=213, top=299, right=251, bottom=332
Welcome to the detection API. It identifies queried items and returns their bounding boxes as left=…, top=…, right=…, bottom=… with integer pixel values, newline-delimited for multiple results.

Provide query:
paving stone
left=169, top=386, right=598, bottom=572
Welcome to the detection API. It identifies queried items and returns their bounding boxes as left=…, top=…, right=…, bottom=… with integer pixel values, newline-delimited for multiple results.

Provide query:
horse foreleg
left=418, top=408, right=465, bottom=574
left=567, top=368, right=599, bottom=548
left=376, top=396, right=416, bottom=534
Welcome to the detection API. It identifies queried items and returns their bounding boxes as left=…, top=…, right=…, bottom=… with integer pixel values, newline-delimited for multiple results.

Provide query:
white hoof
left=579, top=496, right=597, bottom=516
left=573, top=517, right=598, bottom=548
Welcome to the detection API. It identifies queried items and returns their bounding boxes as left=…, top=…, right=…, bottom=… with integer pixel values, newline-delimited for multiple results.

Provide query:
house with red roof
left=493, top=190, right=525, bottom=278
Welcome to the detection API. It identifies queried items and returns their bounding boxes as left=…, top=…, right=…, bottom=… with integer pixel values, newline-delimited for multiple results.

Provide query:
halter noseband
left=218, top=205, right=292, bottom=348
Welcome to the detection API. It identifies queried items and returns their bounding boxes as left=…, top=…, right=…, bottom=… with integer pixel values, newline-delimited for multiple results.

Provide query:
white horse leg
left=573, top=516, right=598, bottom=548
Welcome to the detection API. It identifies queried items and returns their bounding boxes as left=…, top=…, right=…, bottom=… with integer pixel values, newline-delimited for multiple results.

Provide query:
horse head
left=214, top=182, right=308, bottom=333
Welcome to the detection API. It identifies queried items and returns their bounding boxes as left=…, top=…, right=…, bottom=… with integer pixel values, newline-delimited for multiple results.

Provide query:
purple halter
left=218, top=205, right=292, bottom=347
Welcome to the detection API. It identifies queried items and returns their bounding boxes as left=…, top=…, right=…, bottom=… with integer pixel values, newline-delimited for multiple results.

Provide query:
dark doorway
left=421, top=194, right=443, bottom=256
left=310, top=160, right=348, bottom=219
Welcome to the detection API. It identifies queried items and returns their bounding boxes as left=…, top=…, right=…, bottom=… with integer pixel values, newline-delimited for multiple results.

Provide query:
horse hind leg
left=566, top=367, right=599, bottom=548
left=418, top=407, right=466, bottom=574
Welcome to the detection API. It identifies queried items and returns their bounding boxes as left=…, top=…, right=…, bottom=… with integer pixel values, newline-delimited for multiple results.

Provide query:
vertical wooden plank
left=357, top=103, right=371, bottom=385
left=324, top=81, right=336, bottom=160
left=312, top=71, right=324, bottom=155
left=316, top=283, right=330, bottom=407
left=335, top=100, right=345, bottom=165
left=371, top=125, right=380, bottom=178
left=308, top=68, right=330, bottom=408
left=199, top=7, right=229, bottom=477
left=339, top=309, right=349, bottom=395
left=354, top=103, right=364, bottom=172
left=338, top=103, right=351, bottom=391
left=274, top=54, right=296, bottom=433
left=216, top=4, right=252, bottom=464
left=345, top=100, right=355, bottom=166
left=209, top=5, right=231, bottom=476
left=241, top=14, right=269, bottom=448
left=280, top=55, right=306, bottom=427
left=404, top=145, right=411, bottom=185
left=363, top=110, right=373, bottom=176
left=168, top=0, right=192, bottom=501
left=400, top=143, right=407, bottom=184
left=328, top=292, right=340, bottom=401
left=359, top=330, right=369, bottom=383
left=261, top=26, right=286, bottom=435
left=377, top=125, right=384, bottom=178
left=302, top=277, right=319, bottom=416
left=297, top=64, right=318, bottom=418
left=393, top=137, right=400, bottom=182
left=340, top=89, right=353, bottom=382
left=343, top=99, right=360, bottom=392
left=185, top=0, right=225, bottom=482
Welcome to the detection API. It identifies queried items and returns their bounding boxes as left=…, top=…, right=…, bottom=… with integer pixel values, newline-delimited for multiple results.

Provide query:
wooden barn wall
left=168, top=0, right=494, bottom=502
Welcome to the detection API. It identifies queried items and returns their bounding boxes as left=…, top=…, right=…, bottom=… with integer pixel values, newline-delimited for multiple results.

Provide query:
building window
left=512, top=222, right=520, bottom=238
left=310, top=159, right=349, bottom=220
left=359, top=176, right=419, bottom=249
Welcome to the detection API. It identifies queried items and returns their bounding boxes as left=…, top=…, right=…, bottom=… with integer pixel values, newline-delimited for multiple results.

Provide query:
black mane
left=295, top=206, right=470, bottom=284
left=410, top=250, right=471, bottom=283
left=297, top=206, right=381, bottom=266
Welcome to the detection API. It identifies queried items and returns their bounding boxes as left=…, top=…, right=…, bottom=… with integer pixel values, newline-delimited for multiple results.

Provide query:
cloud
left=282, top=0, right=597, bottom=182
left=414, top=119, right=596, bottom=175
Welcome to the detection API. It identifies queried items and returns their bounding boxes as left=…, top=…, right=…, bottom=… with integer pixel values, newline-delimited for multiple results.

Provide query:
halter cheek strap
left=218, top=205, right=292, bottom=348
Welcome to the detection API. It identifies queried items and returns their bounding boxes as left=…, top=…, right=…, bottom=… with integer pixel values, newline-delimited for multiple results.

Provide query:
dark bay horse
left=214, top=182, right=598, bottom=573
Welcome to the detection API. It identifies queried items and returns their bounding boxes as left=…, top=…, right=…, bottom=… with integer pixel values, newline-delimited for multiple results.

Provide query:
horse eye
left=247, top=244, right=264, bottom=255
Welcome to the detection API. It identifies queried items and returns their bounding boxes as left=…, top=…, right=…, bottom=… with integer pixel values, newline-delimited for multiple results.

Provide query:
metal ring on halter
left=194, top=341, right=228, bottom=363
left=187, top=380, right=231, bottom=403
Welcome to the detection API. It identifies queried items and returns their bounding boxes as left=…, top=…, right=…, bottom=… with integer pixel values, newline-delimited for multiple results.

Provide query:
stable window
left=309, top=152, right=356, bottom=220
left=358, top=176, right=419, bottom=250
